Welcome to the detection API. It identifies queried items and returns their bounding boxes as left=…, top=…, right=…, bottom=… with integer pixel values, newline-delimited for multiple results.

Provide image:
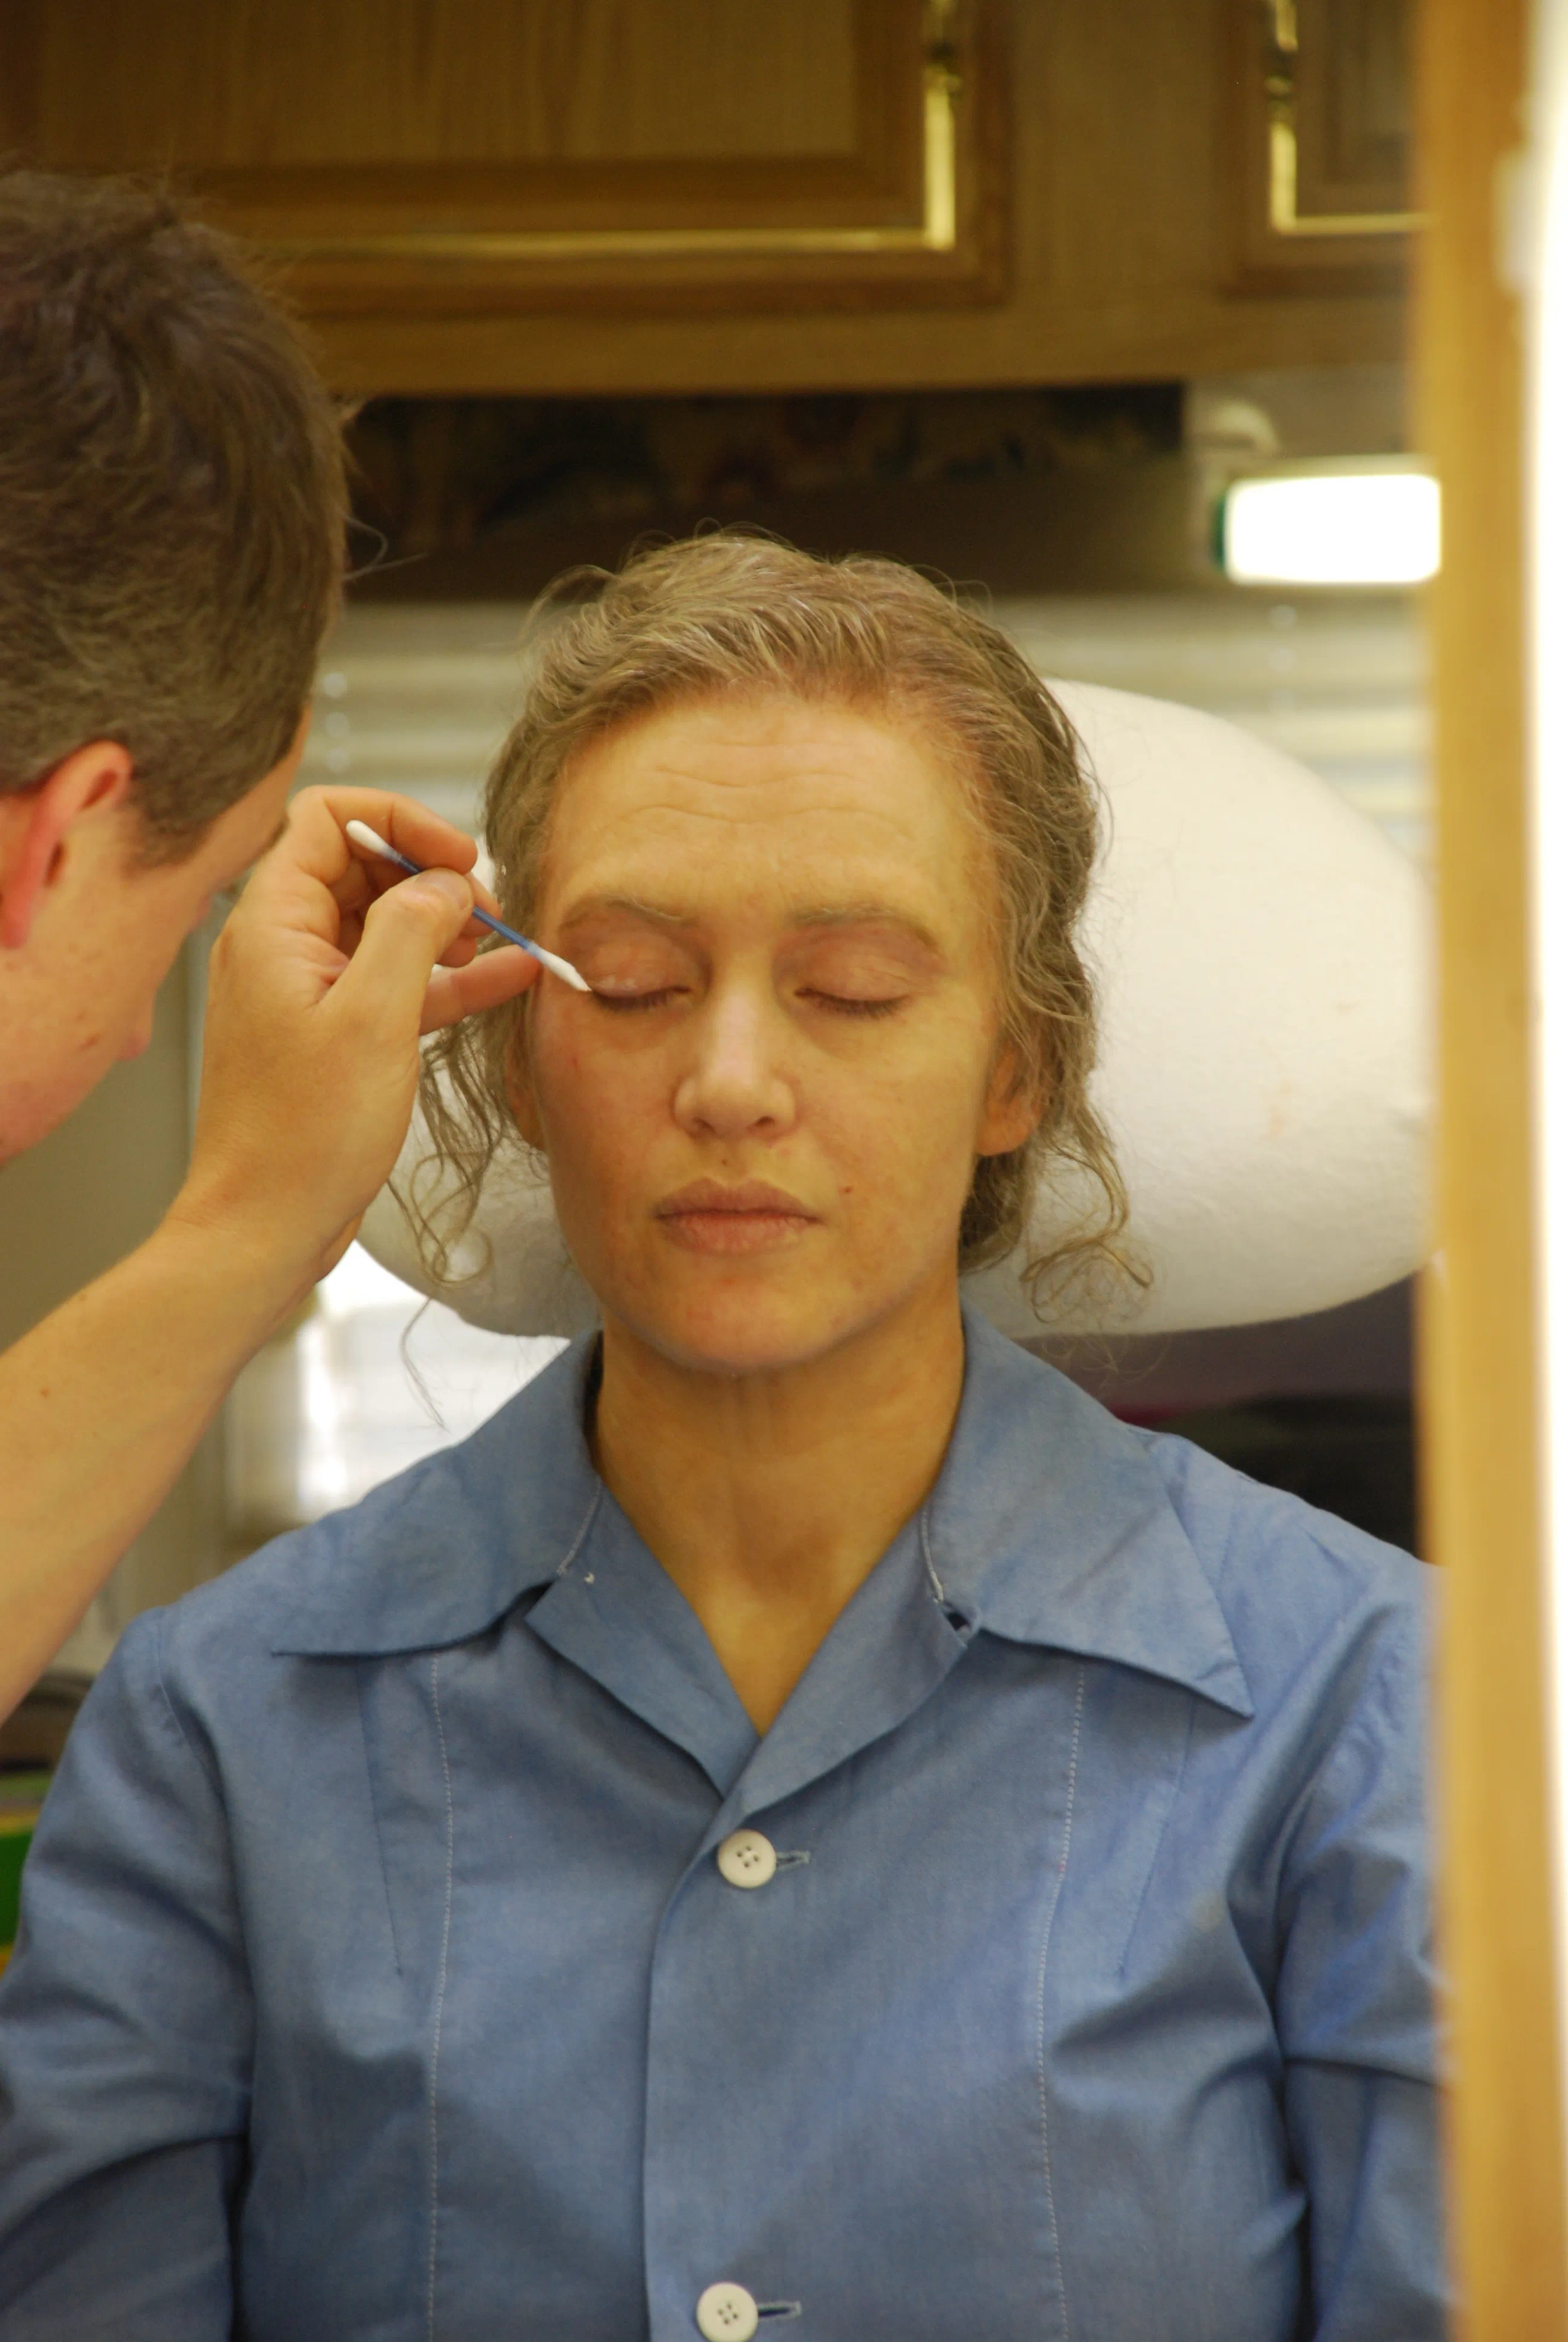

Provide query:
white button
left=696, top=2281, right=759, bottom=2340
left=715, top=1828, right=777, bottom=1889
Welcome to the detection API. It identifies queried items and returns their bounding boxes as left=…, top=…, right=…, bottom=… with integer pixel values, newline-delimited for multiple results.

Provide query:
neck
left=590, top=1277, right=968, bottom=1733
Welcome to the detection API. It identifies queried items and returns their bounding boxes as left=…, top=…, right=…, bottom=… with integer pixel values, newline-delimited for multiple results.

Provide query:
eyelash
left=590, top=989, right=906, bottom=1020
left=813, top=992, right=904, bottom=1019
left=593, top=989, right=683, bottom=1013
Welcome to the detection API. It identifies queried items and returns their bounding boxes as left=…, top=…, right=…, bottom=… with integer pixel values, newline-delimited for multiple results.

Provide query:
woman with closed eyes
left=0, top=535, right=1445, bottom=2342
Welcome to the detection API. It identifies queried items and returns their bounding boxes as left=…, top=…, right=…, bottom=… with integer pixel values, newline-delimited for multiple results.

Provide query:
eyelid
left=785, top=936, right=938, bottom=982
left=590, top=975, right=690, bottom=1000
left=591, top=986, right=685, bottom=1013
left=800, top=988, right=908, bottom=1019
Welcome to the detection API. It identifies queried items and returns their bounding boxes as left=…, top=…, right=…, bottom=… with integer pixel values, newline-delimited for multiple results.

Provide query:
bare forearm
left=0, top=790, right=532, bottom=1722
left=0, top=1217, right=298, bottom=1720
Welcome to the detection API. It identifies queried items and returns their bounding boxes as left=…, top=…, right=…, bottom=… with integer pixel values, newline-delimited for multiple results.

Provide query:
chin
left=603, top=1258, right=938, bottom=1382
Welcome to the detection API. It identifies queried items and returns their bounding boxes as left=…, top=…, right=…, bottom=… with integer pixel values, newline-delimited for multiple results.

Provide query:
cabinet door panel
left=1294, top=0, right=1413, bottom=224
left=1232, top=0, right=1413, bottom=289
left=4, top=0, right=1004, bottom=312
left=27, top=1, right=861, bottom=170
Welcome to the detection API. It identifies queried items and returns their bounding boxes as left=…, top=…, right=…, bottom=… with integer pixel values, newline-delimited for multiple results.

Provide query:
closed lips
left=654, top=1182, right=820, bottom=1250
left=656, top=1181, right=817, bottom=1219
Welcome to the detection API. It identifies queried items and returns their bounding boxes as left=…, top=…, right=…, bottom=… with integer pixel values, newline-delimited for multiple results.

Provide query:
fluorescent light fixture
left=1222, top=467, right=1441, bottom=586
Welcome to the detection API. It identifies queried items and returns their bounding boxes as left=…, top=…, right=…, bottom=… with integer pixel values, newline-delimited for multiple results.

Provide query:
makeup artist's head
left=0, top=171, right=345, bottom=1160
left=422, top=535, right=1130, bottom=1376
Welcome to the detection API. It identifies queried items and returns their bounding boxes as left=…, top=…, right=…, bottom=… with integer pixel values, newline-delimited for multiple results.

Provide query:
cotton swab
left=344, top=820, right=590, bottom=993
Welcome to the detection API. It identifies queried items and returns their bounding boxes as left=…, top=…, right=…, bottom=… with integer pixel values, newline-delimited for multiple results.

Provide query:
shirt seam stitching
left=1036, top=1661, right=1086, bottom=2342
left=1117, top=1692, right=1197, bottom=1980
left=555, top=1485, right=604, bottom=1577
left=426, top=1650, right=456, bottom=2342
left=149, top=1614, right=224, bottom=1803
left=918, top=1510, right=946, bottom=1605
left=354, top=1659, right=406, bottom=1979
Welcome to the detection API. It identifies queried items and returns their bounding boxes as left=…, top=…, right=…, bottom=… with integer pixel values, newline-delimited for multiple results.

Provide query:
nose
left=672, top=981, right=797, bottom=1143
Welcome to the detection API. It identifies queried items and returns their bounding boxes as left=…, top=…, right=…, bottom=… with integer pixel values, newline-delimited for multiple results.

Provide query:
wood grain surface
left=2, top=0, right=1006, bottom=314
left=1416, top=0, right=1568, bottom=2327
left=0, top=0, right=1406, bottom=391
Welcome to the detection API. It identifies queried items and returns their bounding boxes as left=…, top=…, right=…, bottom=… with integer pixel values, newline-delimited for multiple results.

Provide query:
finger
left=466, top=869, right=506, bottom=923
left=301, top=860, right=487, bottom=969
left=373, top=796, right=483, bottom=878
left=321, top=868, right=476, bottom=1049
left=295, top=785, right=483, bottom=882
left=346, top=866, right=497, bottom=959
left=421, top=945, right=539, bottom=1035
left=249, top=787, right=483, bottom=947
left=231, top=795, right=369, bottom=950
left=434, top=932, right=483, bottom=970
left=331, top=796, right=510, bottom=946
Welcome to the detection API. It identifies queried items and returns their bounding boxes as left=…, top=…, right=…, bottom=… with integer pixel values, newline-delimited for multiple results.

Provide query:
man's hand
left=0, top=788, right=537, bottom=1722
left=170, top=786, right=538, bottom=1310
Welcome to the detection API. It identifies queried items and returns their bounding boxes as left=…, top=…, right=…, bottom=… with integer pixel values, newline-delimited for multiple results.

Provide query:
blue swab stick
left=345, top=820, right=590, bottom=993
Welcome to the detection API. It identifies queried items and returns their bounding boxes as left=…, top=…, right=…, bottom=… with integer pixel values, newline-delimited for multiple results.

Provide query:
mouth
left=654, top=1178, right=821, bottom=1256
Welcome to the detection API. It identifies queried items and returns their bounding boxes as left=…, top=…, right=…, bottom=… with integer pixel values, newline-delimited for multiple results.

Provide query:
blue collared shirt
left=0, top=1311, right=1444, bottom=2341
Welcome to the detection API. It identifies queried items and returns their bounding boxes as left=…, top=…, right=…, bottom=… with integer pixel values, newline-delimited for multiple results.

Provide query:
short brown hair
left=0, top=170, right=346, bottom=857
left=420, top=532, right=1140, bottom=1314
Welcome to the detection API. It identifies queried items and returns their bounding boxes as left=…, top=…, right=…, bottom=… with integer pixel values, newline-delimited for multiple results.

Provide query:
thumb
left=325, top=870, right=475, bottom=1044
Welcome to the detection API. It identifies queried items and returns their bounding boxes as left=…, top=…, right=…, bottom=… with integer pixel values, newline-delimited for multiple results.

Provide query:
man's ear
left=0, top=741, right=135, bottom=951
left=975, top=1041, right=1045, bottom=1160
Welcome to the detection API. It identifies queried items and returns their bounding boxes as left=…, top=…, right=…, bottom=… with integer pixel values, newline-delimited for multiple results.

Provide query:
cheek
left=531, top=1026, right=660, bottom=1167
left=70, top=905, right=180, bottom=1043
left=815, top=1047, right=991, bottom=1201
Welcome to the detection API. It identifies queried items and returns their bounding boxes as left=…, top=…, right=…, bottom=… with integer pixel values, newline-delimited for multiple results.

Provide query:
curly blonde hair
left=417, top=532, right=1139, bottom=1316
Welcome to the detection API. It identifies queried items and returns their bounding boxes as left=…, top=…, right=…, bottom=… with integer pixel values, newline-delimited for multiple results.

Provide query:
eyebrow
left=558, top=894, right=946, bottom=955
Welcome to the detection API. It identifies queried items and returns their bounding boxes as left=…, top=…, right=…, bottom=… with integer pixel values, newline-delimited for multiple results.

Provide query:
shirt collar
left=274, top=1309, right=1253, bottom=1720
left=928, top=1309, right=1254, bottom=1718
left=272, top=1337, right=603, bottom=1659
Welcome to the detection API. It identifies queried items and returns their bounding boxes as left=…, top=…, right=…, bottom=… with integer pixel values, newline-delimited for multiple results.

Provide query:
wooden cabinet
left=1, top=0, right=1409, bottom=395
left=1236, top=0, right=1415, bottom=287
left=2, top=0, right=1004, bottom=311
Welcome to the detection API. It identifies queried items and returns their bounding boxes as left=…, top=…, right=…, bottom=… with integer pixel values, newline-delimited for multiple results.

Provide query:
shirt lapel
left=722, top=1513, right=969, bottom=1825
left=929, top=1309, right=1254, bottom=1719
left=523, top=1498, right=760, bottom=1798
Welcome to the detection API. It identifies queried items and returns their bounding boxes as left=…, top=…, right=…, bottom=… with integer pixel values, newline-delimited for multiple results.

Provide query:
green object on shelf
left=0, top=1771, right=51, bottom=1955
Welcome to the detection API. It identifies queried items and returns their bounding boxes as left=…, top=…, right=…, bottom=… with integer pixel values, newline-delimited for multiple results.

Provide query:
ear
left=0, top=741, right=135, bottom=951
left=975, top=1041, right=1045, bottom=1160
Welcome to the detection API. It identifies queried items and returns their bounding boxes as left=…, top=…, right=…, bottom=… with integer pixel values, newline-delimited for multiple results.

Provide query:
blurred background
left=0, top=0, right=1427, bottom=1659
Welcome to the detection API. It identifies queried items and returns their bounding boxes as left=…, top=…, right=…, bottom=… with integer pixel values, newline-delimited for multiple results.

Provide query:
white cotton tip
left=345, top=818, right=400, bottom=864
left=528, top=943, right=592, bottom=993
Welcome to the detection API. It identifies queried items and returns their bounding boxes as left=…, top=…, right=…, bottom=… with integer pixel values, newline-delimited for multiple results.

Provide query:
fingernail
left=413, top=869, right=471, bottom=909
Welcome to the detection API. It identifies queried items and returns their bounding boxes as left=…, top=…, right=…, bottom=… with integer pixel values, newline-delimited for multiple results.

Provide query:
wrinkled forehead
left=535, top=686, right=994, bottom=930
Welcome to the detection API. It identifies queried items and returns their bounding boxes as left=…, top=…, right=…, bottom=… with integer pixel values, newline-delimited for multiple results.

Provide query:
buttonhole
left=773, top=1851, right=810, bottom=1870
left=757, top=2307, right=802, bottom=2323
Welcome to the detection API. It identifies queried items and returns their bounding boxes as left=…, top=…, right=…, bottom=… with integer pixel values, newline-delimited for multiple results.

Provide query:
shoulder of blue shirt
left=109, top=1313, right=1430, bottom=1743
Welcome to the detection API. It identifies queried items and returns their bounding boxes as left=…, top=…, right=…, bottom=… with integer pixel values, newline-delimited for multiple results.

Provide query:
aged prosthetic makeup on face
left=503, top=689, right=1042, bottom=1378
left=410, top=527, right=1129, bottom=1358
left=408, top=537, right=1136, bottom=1360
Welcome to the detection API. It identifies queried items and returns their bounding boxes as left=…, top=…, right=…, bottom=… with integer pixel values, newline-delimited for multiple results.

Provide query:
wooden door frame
left=1418, top=0, right=1568, bottom=2328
